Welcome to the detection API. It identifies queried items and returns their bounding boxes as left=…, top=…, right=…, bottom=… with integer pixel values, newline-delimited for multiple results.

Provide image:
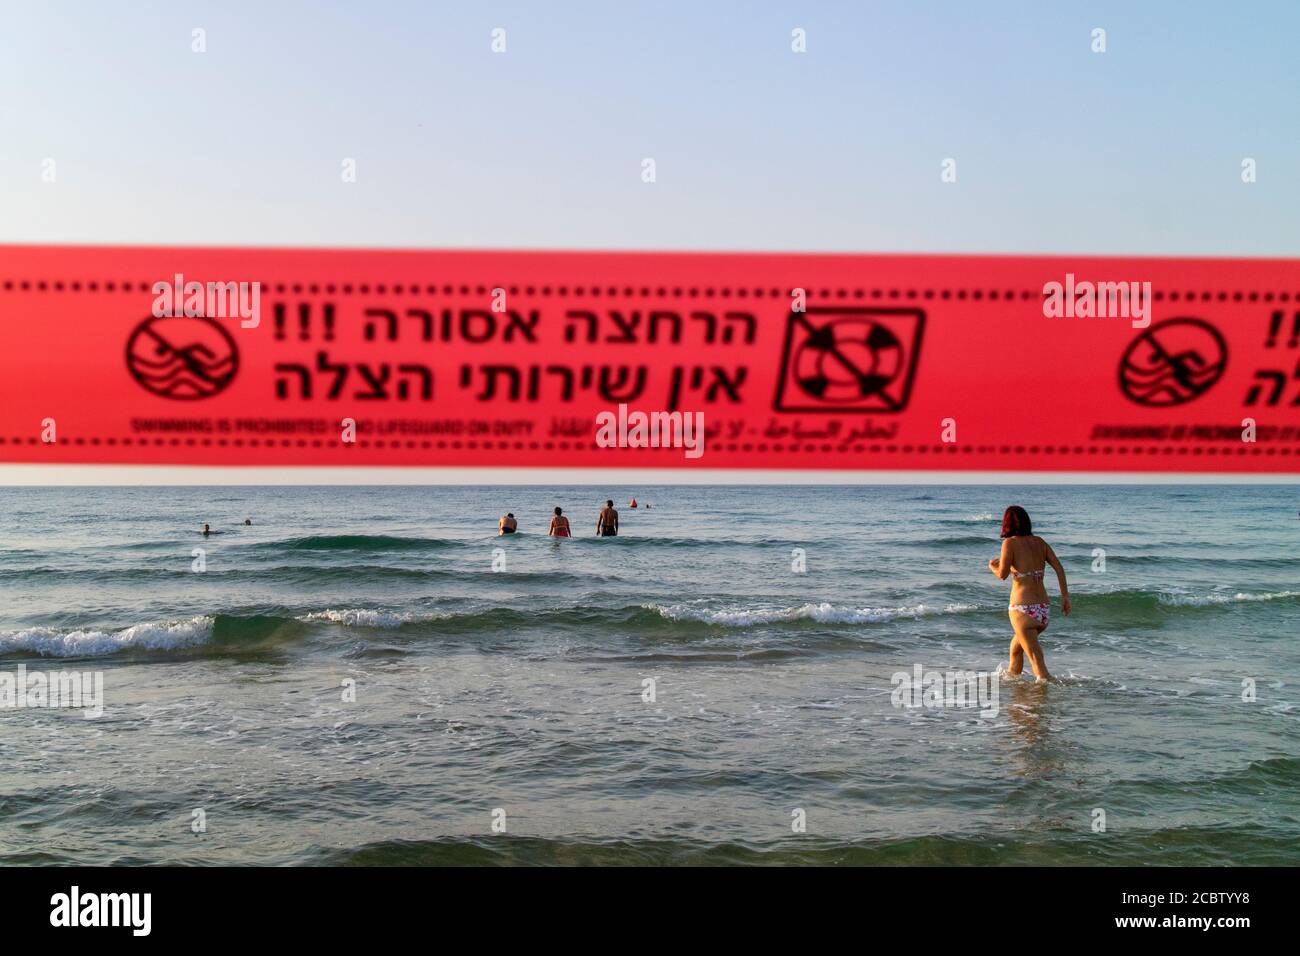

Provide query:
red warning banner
left=1, top=244, right=1298, bottom=471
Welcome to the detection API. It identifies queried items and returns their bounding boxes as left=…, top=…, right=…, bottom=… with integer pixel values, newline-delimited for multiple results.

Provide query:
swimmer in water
left=988, top=505, right=1070, bottom=682
left=596, top=500, right=618, bottom=537
left=548, top=507, right=571, bottom=537
left=202, top=523, right=211, bottom=537
left=499, top=513, right=517, bottom=535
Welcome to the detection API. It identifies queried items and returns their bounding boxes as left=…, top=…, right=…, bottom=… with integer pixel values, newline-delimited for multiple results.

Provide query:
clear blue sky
left=2, top=0, right=1298, bottom=255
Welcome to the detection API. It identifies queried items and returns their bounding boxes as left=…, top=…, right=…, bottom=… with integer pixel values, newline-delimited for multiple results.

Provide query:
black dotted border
left=4, top=436, right=1293, bottom=456
left=2, top=279, right=1297, bottom=303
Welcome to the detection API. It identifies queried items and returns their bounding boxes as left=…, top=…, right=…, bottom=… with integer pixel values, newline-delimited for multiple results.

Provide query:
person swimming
left=548, top=506, right=571, bottom=537
left=201, top=523, right=211, bottom=537
left=499, top=513, right=517, bottom=535
left=596, top=500, right=619, bottom=537
left=988, top=505, right=1070, bottom=682
left=244, top=518, right=252, bottom=526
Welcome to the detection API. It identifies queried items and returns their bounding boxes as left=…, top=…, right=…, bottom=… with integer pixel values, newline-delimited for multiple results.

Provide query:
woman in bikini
left=548, top=506, right=571, bottom=537
left=988, top=505, right=1070, bottom=682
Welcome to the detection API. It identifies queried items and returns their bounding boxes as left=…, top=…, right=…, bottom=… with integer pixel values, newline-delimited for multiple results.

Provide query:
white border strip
left=0, top=465, right=1295, bottom=486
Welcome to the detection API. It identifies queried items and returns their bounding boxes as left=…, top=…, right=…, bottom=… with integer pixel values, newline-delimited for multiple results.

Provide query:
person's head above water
left=1001, top=505, right=1032, bottom=538
left=606, top=500, right=613, bottom=507
left=202, top=523, right=210, bottom=532
left=554, top=507, right=563, bottom=516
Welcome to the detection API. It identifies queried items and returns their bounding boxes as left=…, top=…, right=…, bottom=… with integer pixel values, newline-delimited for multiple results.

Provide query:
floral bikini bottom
left=1009, top=602, right=1050, bottom=629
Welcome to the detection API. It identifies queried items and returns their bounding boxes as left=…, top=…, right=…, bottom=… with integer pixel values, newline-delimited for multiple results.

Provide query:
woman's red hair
left=1001, top=505, right=1032, bottom=538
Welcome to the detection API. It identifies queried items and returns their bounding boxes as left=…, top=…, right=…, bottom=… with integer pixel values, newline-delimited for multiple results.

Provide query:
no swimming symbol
left=1118, top=318, right=1227, bottom=408
left=126, top=315, right=240, bottom=401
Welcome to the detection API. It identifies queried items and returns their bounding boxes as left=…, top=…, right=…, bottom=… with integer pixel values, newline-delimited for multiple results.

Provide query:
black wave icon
left=126, top=315, right=239, bottom=400
left=1118, top=318, right=1226, bottom=407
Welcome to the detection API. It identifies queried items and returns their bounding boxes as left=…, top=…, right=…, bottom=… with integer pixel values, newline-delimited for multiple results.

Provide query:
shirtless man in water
left=596, top=500, right=619, bottom=537
left=498, top=513, right=517, bottom=535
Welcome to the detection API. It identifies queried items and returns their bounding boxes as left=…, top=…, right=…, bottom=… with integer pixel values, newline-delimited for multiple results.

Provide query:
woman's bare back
left=1004, top=535, right=1050, bottom=605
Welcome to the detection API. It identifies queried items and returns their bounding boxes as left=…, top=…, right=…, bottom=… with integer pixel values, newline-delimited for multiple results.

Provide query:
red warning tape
left=1, top=244, right=1297, bottom=471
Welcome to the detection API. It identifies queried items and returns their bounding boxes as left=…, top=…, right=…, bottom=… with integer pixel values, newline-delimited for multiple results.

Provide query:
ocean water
left=0, top=484, right=1297, bottom=866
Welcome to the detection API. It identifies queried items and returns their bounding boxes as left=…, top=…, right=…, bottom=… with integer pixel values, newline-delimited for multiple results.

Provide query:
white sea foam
left=648, top=602, right=978, bottom=627
left=303, top=608, right=414, bottom=628
left=0, top=616, right=214, bottom=658
left=1157, top=589, right=1300, bottom=607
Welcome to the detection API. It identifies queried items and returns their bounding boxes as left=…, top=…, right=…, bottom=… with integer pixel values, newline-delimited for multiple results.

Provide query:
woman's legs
left=1009, top=612, right=1051, bottom=681
left=1006, top=635, right=1025, bottom=675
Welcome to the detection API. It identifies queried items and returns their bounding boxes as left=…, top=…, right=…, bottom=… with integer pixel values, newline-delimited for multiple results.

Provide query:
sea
left=0, top=484, right=1297, bottom=865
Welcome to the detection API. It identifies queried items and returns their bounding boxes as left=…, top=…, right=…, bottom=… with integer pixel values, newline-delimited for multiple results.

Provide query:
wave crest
left=264, top=535, right=452, bottom=552
left=1155, top=589, right=1300, bottom=607
left=304, top=608, right=419, bottom=628
left=0, top=616, right=214, bottom=658
left=647, top=602, right=979, bottom=627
